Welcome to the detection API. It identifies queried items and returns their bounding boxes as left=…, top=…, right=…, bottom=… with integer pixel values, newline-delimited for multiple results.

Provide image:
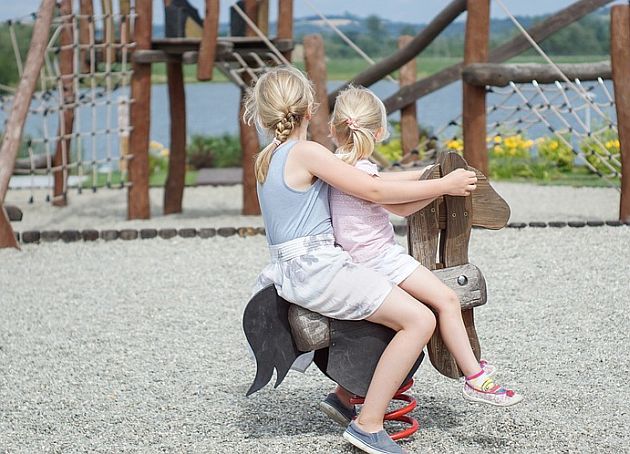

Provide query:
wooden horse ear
left=432, top=150, right=510, bottom=230
left=468, top=167, right=511, bottom=230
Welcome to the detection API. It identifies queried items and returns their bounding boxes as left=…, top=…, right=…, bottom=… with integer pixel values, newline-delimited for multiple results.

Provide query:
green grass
left=81, top=169, right=199, bottom=188
left=150, top=55, right=610, bottom=84
left=494, top=167, right=618, bottom=188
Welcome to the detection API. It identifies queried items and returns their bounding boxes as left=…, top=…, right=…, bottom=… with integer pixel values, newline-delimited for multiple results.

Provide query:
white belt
left=268, top=234, right=335, bottom=262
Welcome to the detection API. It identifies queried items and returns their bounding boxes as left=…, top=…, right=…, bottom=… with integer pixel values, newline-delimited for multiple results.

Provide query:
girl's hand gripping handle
left=441, top=168, right=478, bottom=196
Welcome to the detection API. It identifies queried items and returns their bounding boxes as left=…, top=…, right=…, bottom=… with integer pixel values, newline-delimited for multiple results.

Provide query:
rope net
left=1, top=3, right=137, bottom=203
left=426, top=78, right=621, bottom=186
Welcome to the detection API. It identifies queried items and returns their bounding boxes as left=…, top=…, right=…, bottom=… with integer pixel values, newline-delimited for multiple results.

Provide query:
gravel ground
left=2, top=184, right=629, bottom=453
left=4, top=181, right=622, bottom=232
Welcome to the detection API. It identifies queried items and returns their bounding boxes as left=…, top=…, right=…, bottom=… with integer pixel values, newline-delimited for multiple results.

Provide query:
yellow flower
left=493, top=136, right=502, bottom=144
left=160, top=148, right=170, bottom=157
left=446, top=139, right=463, bottom=151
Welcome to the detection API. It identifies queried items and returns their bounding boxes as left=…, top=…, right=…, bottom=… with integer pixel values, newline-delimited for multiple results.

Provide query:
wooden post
left=303, top=34, right=334, bottom=150
left=79, top=0, right=94, bottom=74
left=611, top=5, right=630, bottom=222
left=277, top=0, right=293, bottom=60
left=127, top=0, right=152, bottom=220
left=398, top=35, right=420, bottom=158
left=197, top=0, right=219, bottom=81
left=52, top=0, right=75, bottom=207
left=164, top=57, right=187, bottom=215
left=257, top=0, right=270, bottom=35
left=244, top=0, right=258, bottom=37
left=119, top=0, right=131, bottom=46
left=101, top=0, right=115, bottom=64
left=240, top=83, right=261, bottom=215
left=0, top=0, right=56, bottom=249
left=462, top=0, right=490, bottom=175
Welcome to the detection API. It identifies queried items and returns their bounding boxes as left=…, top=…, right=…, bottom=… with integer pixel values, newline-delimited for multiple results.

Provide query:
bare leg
left=399, top=266, right=481, bottom=377
left=354, top=285, right=436, bottom=433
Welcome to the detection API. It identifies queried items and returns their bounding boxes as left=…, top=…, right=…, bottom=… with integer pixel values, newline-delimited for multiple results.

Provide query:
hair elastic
left=345, top=118, right=360, bottom=131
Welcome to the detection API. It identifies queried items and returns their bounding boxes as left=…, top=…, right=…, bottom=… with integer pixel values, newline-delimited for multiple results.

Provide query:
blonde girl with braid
left=244, top=66, right=478, bottom=454
left=328, top=86, right=523, bottom=413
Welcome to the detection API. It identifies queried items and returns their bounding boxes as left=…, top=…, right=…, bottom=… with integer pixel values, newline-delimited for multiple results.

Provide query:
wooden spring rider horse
left=243, top=151, right=510, bottom=440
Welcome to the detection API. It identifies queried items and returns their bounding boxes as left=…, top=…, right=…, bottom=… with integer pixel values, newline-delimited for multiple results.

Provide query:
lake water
left=6, top=79, right=616, bottom=161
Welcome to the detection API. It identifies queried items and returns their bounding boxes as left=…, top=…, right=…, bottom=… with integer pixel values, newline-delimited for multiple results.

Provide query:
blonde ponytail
left=330, top=86, right=389, bottom=166
left=243, top=66, right=316, bottom=183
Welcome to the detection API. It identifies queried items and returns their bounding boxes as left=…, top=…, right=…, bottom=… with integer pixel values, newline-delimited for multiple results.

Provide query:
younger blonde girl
left=327, top=86, right=523, bottom=410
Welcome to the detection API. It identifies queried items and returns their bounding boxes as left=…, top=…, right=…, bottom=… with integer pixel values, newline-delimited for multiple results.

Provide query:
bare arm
left=378, top=167, right=433, bottom=181
left=381, top=198, right=436, bottom=217
left=298, top=142, right=475, bottom=204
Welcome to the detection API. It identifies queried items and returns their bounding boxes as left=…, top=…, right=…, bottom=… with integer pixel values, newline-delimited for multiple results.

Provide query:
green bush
left=537, top=136, right=575, bottom=171
left=376, top=120, right=434, bottom=163
left=0, top=23, right=32, bottom=87
left=187, top=134, right=241, bottom=169
left=579, top=128, right=620, bottom=176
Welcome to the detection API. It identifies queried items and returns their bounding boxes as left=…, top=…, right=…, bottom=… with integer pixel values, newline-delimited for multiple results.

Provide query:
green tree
left=0, top=22, right=33, bottom=87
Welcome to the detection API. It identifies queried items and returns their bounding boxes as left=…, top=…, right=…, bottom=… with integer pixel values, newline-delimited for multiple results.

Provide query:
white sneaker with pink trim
left=462, top=381, right=523, bottom=407
left=479, top=359, right=496, bottom=377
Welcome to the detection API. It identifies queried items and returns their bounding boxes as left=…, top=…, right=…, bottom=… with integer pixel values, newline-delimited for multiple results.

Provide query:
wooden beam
left=0, top=207, right=18, bottom=250
left=462, top=61, right=612, bottom=86
left=0, top=0, right=56, bottom=248
left=304, top=34, right=334, bottom=150
left=257, top=0, right=270, bottom=35
left=462, top=0, right=490, bottom=175
left=52, top=0, right=75, bottom=207
left=383, top=0, right=615, bottom=114
left=240, top=78, right=260, bottom=216
left=127, top=0, right=152, bottom=220
left=119, top=0, right=131, bottom=48
left=398, top=35, right=419, bottom=158
left=611, top=5, right=630, bottom=222
left=79, top=0, right=94, bottom=74
left=277, top=0, right=293, bottom=61
left=101, top=0, right=115, bottom=64
left=329, top=0, right=466, bottom=106
left=164, top=57, right=187, bottom=215
left=196, top=0, right=219, bottom=81
left=244, top=0, right=258, bottom=38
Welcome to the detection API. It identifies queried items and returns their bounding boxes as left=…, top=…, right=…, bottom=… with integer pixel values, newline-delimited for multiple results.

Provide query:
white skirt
left=358, top=243, right=420, bottom=285
left=252, top=234, right=393, bottom=321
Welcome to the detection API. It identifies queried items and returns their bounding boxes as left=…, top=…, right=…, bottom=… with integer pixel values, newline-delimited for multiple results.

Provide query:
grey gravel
left=1, top=227, right=629, bottom=453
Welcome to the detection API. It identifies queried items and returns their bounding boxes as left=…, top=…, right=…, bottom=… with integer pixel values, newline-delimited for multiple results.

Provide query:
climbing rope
left=1, top=5, right=137, bottom=202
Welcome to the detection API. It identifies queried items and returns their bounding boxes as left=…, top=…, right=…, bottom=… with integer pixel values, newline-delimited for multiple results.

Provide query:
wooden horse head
left=407, top=151, right=510, bottom=378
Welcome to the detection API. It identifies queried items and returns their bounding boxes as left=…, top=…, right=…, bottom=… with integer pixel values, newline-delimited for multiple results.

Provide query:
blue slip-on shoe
left=343, top=420, right=407, bottom=454
left=319, top=393, right=356, bottom=426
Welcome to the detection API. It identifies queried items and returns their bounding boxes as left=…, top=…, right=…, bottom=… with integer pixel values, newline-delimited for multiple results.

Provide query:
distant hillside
left=154, top=6, right=611, bottom=58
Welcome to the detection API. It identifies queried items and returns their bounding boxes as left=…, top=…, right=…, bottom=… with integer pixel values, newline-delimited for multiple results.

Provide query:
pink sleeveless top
left=329, top=159, right=396, bottom=262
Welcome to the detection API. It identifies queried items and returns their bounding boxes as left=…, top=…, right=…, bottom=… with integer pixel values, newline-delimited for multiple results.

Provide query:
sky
left=0, top=0, right=621, bottom=24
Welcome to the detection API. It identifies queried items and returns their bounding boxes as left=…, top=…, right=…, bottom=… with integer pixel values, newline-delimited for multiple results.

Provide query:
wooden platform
left=132, top=37, right=293, bottom=64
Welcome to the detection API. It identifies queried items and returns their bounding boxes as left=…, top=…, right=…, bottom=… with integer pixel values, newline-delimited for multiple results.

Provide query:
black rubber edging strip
left=13, top=222, right=629, bottom=245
